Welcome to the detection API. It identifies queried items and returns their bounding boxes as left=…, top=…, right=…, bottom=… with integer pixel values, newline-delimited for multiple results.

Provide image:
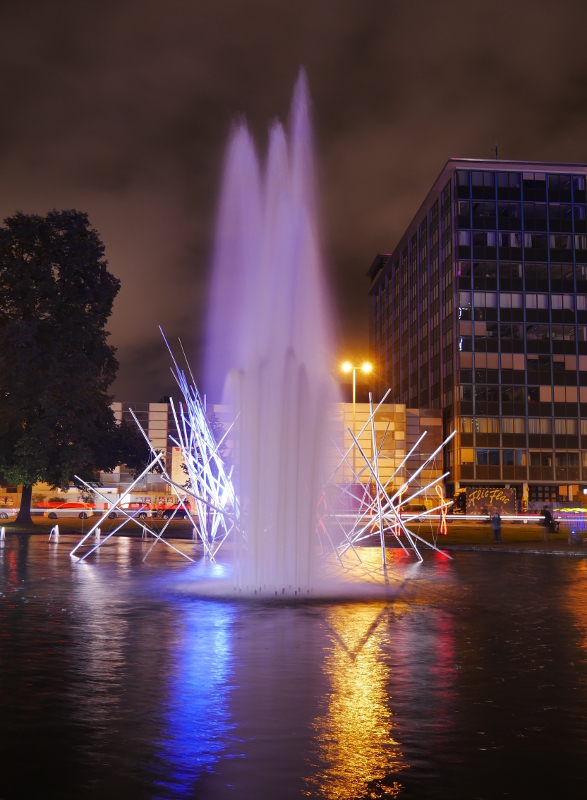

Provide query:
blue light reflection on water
left=151, top=597, right=237, bottom=799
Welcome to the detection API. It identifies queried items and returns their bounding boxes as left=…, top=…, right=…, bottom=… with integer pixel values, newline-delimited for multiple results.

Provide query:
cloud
left=2, top=0, right=587, bottom=398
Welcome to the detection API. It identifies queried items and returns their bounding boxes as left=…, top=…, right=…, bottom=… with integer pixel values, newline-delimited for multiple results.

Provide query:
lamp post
left=341, top=360, right=372, bottom=478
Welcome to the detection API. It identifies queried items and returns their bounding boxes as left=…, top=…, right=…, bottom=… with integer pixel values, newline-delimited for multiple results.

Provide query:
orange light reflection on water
left=307, top=602, right=404, bottom=799
left=563, top=560, right=587, bottom=652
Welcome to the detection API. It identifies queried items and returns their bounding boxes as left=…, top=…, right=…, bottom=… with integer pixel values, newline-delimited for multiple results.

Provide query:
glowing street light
left=341, top=360, right=373, bottom=476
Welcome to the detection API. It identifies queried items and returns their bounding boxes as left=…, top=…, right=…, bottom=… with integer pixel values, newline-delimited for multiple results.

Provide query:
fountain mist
left=204, top=72, right=337, bottom=595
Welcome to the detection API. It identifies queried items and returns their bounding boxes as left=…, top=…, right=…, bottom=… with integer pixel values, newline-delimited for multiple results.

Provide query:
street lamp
left=342, top=360, right=372, bottom=476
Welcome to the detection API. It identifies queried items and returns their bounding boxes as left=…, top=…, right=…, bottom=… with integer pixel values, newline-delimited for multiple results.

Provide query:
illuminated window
left=528, top=418, right=551, bottom=435
left=475, top=417, right=500, bottom=434
left=500, top=293, right=523, bottom=309
left=460, top=448, right=474, bottom=465
left=525, top=294, right=549, bottom=310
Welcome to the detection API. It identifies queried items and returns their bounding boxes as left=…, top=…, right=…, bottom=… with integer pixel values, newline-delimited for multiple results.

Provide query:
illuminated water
left=204, top=72, right=337, bottom=594
left=2, top=536, right=587, bottom=798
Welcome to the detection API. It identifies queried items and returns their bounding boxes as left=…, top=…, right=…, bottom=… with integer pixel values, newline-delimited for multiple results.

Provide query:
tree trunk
left=15, top=484, right=33, bottom=526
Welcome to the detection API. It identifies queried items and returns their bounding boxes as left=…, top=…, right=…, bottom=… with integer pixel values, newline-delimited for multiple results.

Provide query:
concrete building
left=332, top=403, right=443, bottom=495
left=369, top=158, right=587, bottom=504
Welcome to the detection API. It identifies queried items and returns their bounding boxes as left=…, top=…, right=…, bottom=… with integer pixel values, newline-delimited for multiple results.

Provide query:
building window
left=458, top=291, right=472, bottom=320
left=523, top=173, right=547, bottom=200
left=499, top=262, right=523, bottom=290
left=473, top=260, right=498, bottom=289
left=528, top=418, right=551, bottom=435
left=502, top=386, right=526, bottom=403
left=525, top=324, right=550, bottom=343
left=473, top=231, right=496, bottom=248
left=474, top=292, right=497, bottom=308
left=523, top=203, right=547, bottom=230
left=502, top=418, right=526, bottom=434
left=551, top=294, right=574, bottom=310
left=556, top=451, right=579, bottom=468
left=548, top=174, right=572, bottom=199
left=525, top=263, right=549, bottom=291
left=460, top=385, right=473, bottom=402
left=530, top=451, right=552, bottom=467
left=499, top=232, right=522, bottom=248
left=548, top=203, right=573, bottom=232
left=471, top=171, right=495, bottom=192
left=460, top=417, right=473, bottom=433
left=475, top=417, right=500, bottom=434
left=457, top=261, right=472, bottom=288
left=503, top=450, right=527, bottom=466
left=498, top=202, right=522, bottom=228
left=497, top=172, right=521, bottom=199
left=549, top=234, right=572, bottom=250
left=525, top=293, right=549, bottom=311
left=554, top=418, right=577, bottom=435
left=525, top=233, right=548, bottom=249
left=551, top=325, right=575, bottom=344
left=476, top=449, right=500, bottom=465
left=472, top=201, right=496, bottom=228
left=500, top=292, right=523, bottom=309
left=460, top=448, right=474, bottom=465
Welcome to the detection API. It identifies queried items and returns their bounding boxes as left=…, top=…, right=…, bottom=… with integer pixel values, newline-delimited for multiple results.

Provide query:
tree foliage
left=0, top=210, right=145, bottom=521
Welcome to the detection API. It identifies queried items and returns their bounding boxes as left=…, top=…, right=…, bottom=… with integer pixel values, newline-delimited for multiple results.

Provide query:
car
left=160, top=502, right=192, bottom=520
left=106, top=502, right=153, bottom=521
left=43, top=502, right=95, bottom=520
left=0, top=507, right=17, bottom=520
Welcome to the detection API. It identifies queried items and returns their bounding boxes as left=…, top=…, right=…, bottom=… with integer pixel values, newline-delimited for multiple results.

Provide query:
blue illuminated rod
left=69, top=330, right=238, bottom=563
left=161, top=328, right=239, bottom=559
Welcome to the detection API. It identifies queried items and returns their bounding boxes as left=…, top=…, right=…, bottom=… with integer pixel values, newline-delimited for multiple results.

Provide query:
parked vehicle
left=0, top=507, right=17, bottom=520
left=44, top=502, right=95, bottom=520
left=106, top=502, right=153, bottom=521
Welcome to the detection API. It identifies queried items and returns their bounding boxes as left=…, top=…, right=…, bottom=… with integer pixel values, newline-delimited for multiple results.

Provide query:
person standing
left=541, top=505, right=553, bottom=542
left=492, top=510, right=501, bottom=543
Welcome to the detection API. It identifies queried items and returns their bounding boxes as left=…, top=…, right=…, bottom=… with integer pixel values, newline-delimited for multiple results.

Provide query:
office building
left=368, top=159, right=587, bottom=503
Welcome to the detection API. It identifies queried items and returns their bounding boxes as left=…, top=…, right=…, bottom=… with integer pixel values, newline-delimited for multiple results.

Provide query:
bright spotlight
left=341, top=361, right=352, bottom=373
left=361, top=362, right=372, bottom=373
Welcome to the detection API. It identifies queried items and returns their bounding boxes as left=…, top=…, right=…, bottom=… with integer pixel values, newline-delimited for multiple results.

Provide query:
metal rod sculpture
left=70, top=336, right=454, bottom=571
left=70, top=331, right=238, bottom=563
left=323, top=392, right=456, bottom=568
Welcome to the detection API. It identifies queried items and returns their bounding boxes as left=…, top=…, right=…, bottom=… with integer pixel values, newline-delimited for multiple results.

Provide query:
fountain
left=203, top=70, right=337, bottom=595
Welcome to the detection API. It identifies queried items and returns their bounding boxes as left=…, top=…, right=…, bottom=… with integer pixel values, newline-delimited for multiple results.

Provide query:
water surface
left=1, top=535, right=587, bottom=799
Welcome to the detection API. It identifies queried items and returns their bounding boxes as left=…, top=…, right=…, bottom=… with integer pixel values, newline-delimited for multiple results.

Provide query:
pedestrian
left=492, top=510, right=501, bottom=543
left=541, top=505, right=552, bottom=542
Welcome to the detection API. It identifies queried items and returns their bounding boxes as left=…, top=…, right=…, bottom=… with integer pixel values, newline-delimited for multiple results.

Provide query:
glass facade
left=368, top=159, right=587, bottom=500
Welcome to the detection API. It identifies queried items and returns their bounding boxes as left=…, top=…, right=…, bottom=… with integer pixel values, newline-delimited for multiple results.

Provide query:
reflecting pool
left=1, top=535, right=587, bottom=798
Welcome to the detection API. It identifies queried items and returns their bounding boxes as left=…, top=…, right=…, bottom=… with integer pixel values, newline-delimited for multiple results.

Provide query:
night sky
left=2, top=0, right=587, bottom=400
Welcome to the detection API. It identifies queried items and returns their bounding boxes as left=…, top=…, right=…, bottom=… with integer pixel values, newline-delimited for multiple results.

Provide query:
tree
left=0, top=210, right=145, bottom=524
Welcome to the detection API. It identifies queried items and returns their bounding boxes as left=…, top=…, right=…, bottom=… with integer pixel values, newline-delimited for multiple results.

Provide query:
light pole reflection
left=308, top=603, right=404, bottom=799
